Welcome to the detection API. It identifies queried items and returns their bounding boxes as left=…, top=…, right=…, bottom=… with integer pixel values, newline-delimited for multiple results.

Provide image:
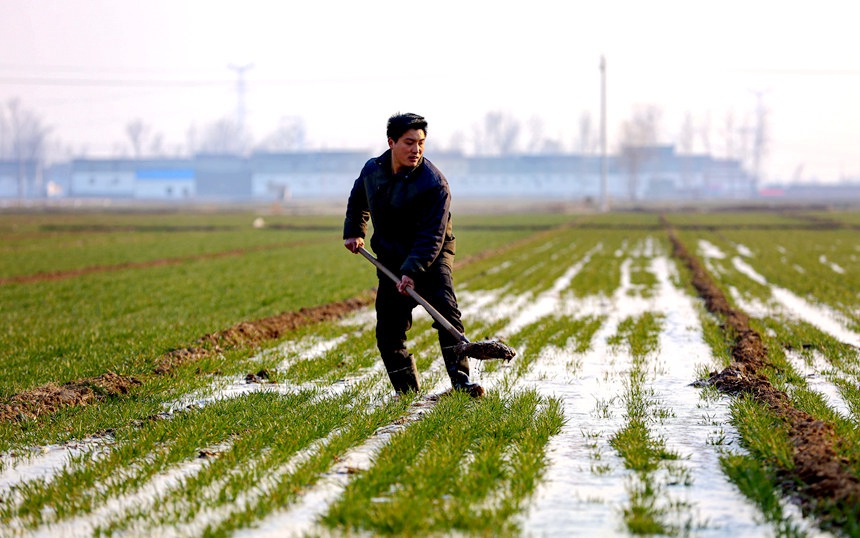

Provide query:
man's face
left=388, top=128, right=425, bottom=173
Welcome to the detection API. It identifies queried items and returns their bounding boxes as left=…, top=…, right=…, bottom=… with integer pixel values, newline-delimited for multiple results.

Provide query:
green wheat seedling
left=505, top=314, right=604, bottom=378
left=720, top=228, right=859, bottom=329
left=833, top=378, right=860, bottom=423
left=629, top=255, right=658, bottom=298
left=2, top=387, right=339, bottom=528
left=157, top=386, right=409, bottom=536
left=567, top=235, right=632, bottom=298
left=759, top=317, right=860, bottom=376
left=458, top=230, right=568, bottom=291
left=283, top=326, right=377, bottom=383
left=791, top=387, right=860, bottom=460
left=607, top=313, right=664, bottom=358
left=621, top=479, right=666, bottom=535
left=84, top=381, right=405, bottom=535
left=751, top=317, right=860, bottom=470
left=593, top=397, right=616, bottom=420
left=686, top=232, right=775, bottom=305
left=0, top=243, right=377, bottom=396
left=321, top=389, right=563, bottom=536
left=729, top=396, right=794, bottom=471
left=582, top=430, right=613, bottom=475
left=504, top=236, right=595, bottom=297
left=605, top=311, right=694, bottom=534
left=718, top=453, right=805, bottom=537
left=698, top=309, right=734, bottom=369
left=0, top=213, right=335, bottom=280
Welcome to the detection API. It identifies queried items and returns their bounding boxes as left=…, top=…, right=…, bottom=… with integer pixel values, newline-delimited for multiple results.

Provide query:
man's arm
left=343, top=176, right=370, bottom=253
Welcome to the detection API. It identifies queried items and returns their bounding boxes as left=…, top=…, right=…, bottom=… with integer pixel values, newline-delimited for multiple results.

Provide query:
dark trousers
left=375, top=262, right=470, bottom=387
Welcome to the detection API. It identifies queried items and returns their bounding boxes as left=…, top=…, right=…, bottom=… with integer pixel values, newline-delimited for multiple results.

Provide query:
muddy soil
left=0, top=233, right=532, bottom=424
left=668, top=227, right=860, bottom=529
left=154, top=292, right=375, bottom=374
left=0, top=372, right=141, bottom=423
left=1, top=292, right=375, bottom=425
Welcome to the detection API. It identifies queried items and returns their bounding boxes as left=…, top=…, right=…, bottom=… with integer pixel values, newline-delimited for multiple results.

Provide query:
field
left=1, top=206, right=859, bottom=537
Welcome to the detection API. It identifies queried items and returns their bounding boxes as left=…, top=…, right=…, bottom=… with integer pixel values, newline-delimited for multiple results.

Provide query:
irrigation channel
left=1, top=227, right=858, bottom=537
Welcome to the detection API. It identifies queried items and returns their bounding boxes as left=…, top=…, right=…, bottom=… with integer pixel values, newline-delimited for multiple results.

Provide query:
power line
left=0, top=77, right=232, bottom=87
left=731, top=68, right=860, bottom=76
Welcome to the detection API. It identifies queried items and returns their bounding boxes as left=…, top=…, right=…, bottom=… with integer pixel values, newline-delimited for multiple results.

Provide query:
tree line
left=1, top=97, right=768, bottom=198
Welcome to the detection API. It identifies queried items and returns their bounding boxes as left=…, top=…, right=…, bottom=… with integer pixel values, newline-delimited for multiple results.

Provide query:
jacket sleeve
left=400, top=184, right=450, bottom=277
left=343, top=176, right=370, bottom=240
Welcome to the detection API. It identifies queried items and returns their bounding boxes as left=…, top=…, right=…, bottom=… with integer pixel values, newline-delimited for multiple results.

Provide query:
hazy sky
left=2, top=0, right=858, bottom=183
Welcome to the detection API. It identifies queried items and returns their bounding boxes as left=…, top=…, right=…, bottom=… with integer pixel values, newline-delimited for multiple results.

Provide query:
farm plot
left=1, top=211, right=859, bottom=536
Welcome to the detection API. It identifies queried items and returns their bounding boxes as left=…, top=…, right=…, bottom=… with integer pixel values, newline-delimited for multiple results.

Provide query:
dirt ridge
left=1, top=292, right=375, bottom=424
left=0, top=225, right=564, bottom=424
left=668, top=226, right=860, bottom=528
left=0, top=372, right=141, bottom=423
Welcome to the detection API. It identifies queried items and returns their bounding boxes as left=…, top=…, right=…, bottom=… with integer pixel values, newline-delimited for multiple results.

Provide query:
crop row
left=1, top=210, right=859, bottom=536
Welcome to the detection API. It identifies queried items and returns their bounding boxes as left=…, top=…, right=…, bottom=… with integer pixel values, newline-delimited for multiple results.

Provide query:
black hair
left=386, top=112, right=427, bottom=142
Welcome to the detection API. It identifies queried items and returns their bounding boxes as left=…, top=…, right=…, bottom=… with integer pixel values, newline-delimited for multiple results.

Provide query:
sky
left=1, top=0, right=858, bottom=184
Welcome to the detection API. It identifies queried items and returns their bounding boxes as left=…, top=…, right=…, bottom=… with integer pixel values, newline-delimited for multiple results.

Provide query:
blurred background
left=2, top=0, right=858, bottom=205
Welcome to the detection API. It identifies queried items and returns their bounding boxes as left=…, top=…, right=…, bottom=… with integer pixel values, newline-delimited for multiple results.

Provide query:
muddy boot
left=443, top=350, right=484, bottom=398
left=381, top=351, right=420, bottom=395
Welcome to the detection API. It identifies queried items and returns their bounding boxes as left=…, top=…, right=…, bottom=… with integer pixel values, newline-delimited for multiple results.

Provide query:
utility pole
left=599, top=55, right=608, bottom=212
left=228, top=63, right=254, bottom=133
left=749, top=88, right=769, bottom=196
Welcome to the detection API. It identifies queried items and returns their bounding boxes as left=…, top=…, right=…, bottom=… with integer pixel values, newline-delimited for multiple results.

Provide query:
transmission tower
left=228, top=63, right=254, bottom=132
left=600, top=55, right=608, bottom=212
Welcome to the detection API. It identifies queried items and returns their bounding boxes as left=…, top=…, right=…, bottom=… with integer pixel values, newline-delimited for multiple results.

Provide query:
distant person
left=343, top=112, right=483, bottom=397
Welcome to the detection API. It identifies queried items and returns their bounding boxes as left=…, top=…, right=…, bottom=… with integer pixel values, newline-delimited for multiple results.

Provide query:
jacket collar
left=377, top=149, right=423, bottom=182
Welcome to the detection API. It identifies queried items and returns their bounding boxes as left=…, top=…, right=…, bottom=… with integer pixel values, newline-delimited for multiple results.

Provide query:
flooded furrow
left=518, top=248, right=777, bottom=535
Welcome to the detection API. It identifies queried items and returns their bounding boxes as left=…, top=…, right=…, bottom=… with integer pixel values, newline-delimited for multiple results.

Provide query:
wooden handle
left=358, top=247, right=468, bottom=344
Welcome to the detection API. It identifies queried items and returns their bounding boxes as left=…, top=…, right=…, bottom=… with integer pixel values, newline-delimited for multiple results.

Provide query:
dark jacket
left=343, top=150, right=455, bottom=278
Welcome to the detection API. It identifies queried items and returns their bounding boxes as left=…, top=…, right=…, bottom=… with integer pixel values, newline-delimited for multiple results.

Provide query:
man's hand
left=344, top=237, right=364, bottom=253
left=397, top=275, right=415, bottom=295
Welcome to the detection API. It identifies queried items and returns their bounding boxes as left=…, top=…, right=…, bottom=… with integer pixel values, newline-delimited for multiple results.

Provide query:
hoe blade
left=454, top=340, right=517, bottom=362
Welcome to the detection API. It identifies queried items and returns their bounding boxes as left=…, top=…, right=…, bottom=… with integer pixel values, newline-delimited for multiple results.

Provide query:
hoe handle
left=358, top=247, right=468, bottom=344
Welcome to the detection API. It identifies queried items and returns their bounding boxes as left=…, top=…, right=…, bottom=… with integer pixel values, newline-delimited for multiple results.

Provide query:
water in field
left=512, top=253, right=776, bottom=537
left=2, top=235, right=850, bottom=537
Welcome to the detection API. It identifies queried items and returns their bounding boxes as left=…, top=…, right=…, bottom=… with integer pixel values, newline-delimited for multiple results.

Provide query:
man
left=343, top=112, right=484, bottom=397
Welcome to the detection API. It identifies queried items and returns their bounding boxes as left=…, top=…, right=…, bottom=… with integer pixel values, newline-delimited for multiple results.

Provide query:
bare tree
left=446, top=130, right=466, bottom=153
left=472, top=111, right=521, bottom=155
left=722, top=110, right=736, bottom=162
left=526, top=116, right=545, bottom=154
left=749, top=91, right=769, bottom=190
left=577, top=112, right=595, bottom=155
left=4, top=99, right=51, bottom=198
left=0, top=109, right=8, bottom=159
left=186, top=125, right=199, bottom=156
left=698, top=111, right=712, bottom=157
left=125, top=118, right=149, bottom=159
left=149, top=132, right=165, bottom=156
left=678, top=112, right=694, bottom=155
left=196, top=117, right=251, bottom=155
left=678, top=112, right=695, bottom=194
left=618, top=104, right=662, bottom=200
left=524, top=116, right=564, bottom=154
left=256, top=116, right=306, bottom=152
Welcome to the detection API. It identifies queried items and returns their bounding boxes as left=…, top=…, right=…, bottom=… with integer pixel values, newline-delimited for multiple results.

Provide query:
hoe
left=358, top=247, right=516, bottom=362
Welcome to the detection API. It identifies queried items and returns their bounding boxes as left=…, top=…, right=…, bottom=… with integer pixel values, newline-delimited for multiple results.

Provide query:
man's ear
left=387, top=137, right=395, bottom=149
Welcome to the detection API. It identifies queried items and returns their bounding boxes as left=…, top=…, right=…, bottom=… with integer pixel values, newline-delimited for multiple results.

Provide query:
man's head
left=387, top=113, right=427, bottom=173
left=387, top=112, right=427, bottom=143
